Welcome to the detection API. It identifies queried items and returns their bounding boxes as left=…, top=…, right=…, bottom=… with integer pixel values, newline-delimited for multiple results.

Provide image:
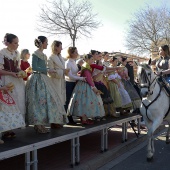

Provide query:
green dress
left=108, top=71, right=122, bottom=108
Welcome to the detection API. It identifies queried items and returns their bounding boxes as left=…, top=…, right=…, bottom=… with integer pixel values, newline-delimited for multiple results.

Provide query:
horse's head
left=137, top=63, right=157, bottom=97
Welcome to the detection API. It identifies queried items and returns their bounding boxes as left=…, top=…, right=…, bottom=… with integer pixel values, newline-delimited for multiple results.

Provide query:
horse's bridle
left=140, top=72, right=157, bottom=96
left=140, top=70, right=162, bottom=121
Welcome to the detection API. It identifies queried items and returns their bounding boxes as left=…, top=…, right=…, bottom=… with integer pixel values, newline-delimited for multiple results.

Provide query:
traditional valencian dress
left=67, top=62, right=105, bottom=118
left=92, top=61, right=115, bottom=117
left=25, top=50, right=68, bottom=126
left=0, top=79, right=25, bottom=133
left=108, top=72, right=132, bottom=109
left=48, top=54, right=66, bottom=106
left=118, top=66, right=141, bottom=110
left=108, top=70, right=122, bottom=109
left=92, top=61, right=113, bottom=104
left=0, top=48, right=25, bottom=118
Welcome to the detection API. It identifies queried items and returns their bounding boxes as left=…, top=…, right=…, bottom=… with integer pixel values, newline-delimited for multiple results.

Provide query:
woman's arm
left=66, top=62, right=85, bottom=81
left=0, top=69, right=18, bottom=78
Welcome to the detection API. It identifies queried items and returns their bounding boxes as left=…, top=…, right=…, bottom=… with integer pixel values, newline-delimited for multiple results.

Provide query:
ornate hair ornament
left=38, top=39, right=42, bottom=45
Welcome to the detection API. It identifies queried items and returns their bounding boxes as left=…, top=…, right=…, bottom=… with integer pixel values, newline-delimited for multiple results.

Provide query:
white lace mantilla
left=33, top=50, right=47, bottom=64
left=0, top=48, right=20, bottom=61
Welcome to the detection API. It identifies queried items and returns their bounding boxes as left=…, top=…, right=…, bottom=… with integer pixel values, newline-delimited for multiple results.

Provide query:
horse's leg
left=166, top=122, right=170, bottom=144
left=147, top=118, right=163, bottom=161
left=146, top=124, right=154, bottom=161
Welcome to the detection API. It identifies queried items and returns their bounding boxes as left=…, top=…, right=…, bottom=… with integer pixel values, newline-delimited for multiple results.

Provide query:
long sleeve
left=66, top=61, right=84, bottom=81
left=90, top=64, right=104, bottom=71
left=32, top=54, right=47, bottom=73
left=48, top=55, right=65, bottom=79
left=83, top=70, right=95, bottom=87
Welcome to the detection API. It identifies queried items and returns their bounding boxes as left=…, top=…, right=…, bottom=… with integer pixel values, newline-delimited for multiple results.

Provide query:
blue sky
left=0, top=0, right=169, bottom=58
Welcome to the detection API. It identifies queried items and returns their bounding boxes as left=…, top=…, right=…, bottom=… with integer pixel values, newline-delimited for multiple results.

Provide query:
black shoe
left=67, top=116, right=77, bottom=125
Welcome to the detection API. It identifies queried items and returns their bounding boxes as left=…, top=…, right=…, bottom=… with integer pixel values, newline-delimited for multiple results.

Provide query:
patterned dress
left=25, top=50, right=68, bottom=125
left=108, top=72, right=132, bottom=108
left=118, top=66, right=141, bottom=110
left=108, top=70, right=123, bottom=108
left=67, top=62, right=105, bottom=118
left=92, top=62, right=113, bottom=104
left=0, top=48, right=25, bottom=118
left=0, top=79, right=25, bottom=133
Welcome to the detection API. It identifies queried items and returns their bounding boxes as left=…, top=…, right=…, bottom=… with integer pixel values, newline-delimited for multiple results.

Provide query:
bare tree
left=125, top=6, right=170, bottom=55
left=37, top=0, right=101, bottom=47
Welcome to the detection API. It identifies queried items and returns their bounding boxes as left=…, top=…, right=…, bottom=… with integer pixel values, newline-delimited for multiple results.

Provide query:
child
left=20, top=49, right=32, bottom=81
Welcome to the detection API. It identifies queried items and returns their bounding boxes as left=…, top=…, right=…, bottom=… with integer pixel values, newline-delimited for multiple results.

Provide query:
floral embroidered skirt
left=1, top=75, right=25, bottom=117
left=25, top=73, right=68, bottom=125
left=0, top=91, right=25, bottom=133
left=67, top=81, right=105, bottom=118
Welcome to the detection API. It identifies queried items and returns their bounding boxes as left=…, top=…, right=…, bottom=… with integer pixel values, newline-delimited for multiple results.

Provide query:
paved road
left=98, top=129, right=170, bottom=170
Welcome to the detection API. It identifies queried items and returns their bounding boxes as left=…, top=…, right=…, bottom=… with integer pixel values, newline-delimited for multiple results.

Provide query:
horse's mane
left=140, top=63, right=152, bottom=71
left=138, top=64, right=152, bottom=84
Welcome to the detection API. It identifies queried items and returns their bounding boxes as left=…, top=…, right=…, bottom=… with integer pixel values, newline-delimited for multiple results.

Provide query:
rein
left=142, top=83, right=162, bottom=121
left=141, top=70, right=170, bottom=121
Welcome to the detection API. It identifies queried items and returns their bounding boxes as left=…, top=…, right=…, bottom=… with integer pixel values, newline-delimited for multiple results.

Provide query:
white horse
left=137, top=62, right=170, bottom=161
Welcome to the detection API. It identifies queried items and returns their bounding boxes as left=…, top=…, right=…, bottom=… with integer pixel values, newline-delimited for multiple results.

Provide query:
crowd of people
left=1, top=33, right=169, bottom=144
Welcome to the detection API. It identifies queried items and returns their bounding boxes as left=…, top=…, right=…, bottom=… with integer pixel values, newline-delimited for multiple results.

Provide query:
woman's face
left=42, top=39, right=48, bottom=49
left=87, top=57, right=94, bottom=65
left=159, top=47, right=165, bottom=56
left=92, top=52, right=98, bottom=60
left=71, top=49, right=78, bottom=59
left=55, top=44, right=62, bottom=54
left=110, top=59, right=117, bottom=66
left=8, top=37, right=19, bottom=50
left=98, top=53, right=102, bottom=61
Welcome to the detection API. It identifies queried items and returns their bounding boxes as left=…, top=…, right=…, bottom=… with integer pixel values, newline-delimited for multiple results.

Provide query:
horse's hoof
left=147, top=156, right=153, bottom=162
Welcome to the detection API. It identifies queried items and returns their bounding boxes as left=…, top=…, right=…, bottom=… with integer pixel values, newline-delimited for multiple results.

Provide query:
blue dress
left=25, top=50, right=68, bottom=125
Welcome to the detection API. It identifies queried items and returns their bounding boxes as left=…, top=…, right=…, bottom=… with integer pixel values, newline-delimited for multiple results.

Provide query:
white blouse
left=65, top=58, right=84, bottom=82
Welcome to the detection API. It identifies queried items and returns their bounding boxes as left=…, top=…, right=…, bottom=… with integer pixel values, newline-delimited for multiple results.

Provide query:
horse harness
left=141, top=74, right=170, bottom=121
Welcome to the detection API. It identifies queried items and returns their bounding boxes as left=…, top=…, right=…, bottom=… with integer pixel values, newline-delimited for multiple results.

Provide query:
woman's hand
left=117, top=82, right=120, bottom=88
left=48, top=69, right=56, bottom=73
left=82, top=77, right=86, bottom=81
left=10, top=72, right=18, bottom=78
left=1, top=85, right=9, bottom=91
left=155, top=71, right=161, bottom=76
left=64, top=69, right=70, bottom=75
left=92, top=87, right=103, bottom=95
left=25, top=67, right=33, bottom=73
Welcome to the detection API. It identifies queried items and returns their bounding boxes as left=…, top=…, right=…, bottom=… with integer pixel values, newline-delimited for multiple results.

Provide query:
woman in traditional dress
left=48, top=41, right=68, bottom=107
left=67, top=54, right=105, bottom=124
left=0, top=70, right=25, bottom=142
left=64, top=47, right=86, bottom=124
left=119, top=57, right=141, bottom=113
left=26, top=36, right=68, bottom=133
left=0, top=33, right=26, bottom=134
left=20, top=49, right=32, bottom=81
left=108, top=57, right=132, bottom=114
left=92, top=52, right=119, bottom=118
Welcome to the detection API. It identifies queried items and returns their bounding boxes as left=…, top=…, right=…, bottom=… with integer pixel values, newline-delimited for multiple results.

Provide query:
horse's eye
left=148, top=73, right=151, bottom=76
